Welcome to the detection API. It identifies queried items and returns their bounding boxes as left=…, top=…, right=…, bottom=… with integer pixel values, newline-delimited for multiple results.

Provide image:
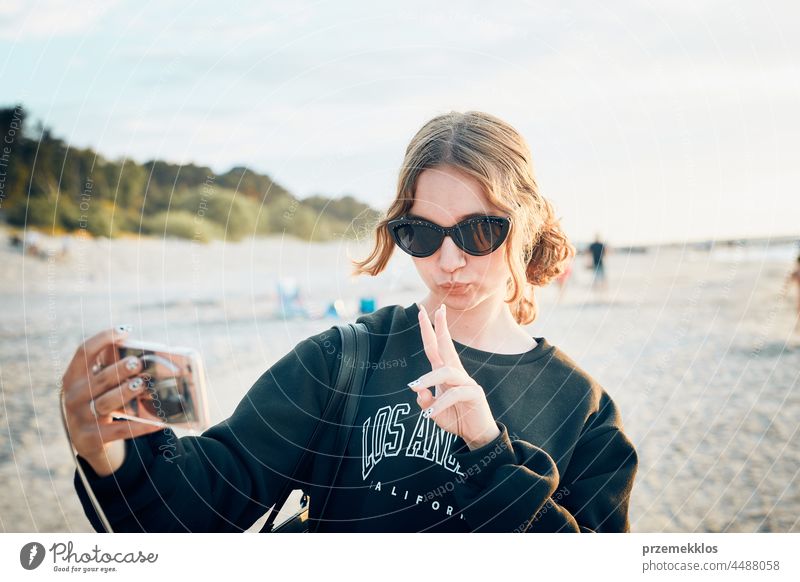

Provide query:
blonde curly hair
left=351, top=110, right=574, bottom=325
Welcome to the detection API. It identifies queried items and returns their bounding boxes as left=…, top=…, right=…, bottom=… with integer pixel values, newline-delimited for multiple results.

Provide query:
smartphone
left=111, top=339, right=210, bottom=433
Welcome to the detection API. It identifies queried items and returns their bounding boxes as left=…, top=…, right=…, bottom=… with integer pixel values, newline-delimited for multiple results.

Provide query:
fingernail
left=423, top=407, right=433, bottom=419
left=124, top=356, right=139, bottom=371
left=407, top=378, right=421, bottom=388
left=116, top=324, right=133, bottom=334
left=128, top=377, right=144, bottom=391
left=441, top=304, right=446, bottom=315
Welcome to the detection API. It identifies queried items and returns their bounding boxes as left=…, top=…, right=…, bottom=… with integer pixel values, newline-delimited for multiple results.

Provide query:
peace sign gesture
left=408, top=303, right=501, bottom=451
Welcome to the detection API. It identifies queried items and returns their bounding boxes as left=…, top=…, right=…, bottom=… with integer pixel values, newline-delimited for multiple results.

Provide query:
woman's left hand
left=408, top=303, right=501, bottom=451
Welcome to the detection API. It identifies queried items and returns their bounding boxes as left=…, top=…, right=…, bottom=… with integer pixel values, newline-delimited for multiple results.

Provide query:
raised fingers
left=417, top=304, right=444, bottom=367
left=433, top=304, right=461, bottom=367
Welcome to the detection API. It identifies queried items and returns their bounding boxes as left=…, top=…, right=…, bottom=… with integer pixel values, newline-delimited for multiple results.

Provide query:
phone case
left=114, top=339, right=210, bottom=433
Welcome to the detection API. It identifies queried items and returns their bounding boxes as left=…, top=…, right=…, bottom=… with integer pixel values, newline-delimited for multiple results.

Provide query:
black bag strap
left=259, top=321, right=369, bottom=532
left=310, top=321, right=370, bottom=531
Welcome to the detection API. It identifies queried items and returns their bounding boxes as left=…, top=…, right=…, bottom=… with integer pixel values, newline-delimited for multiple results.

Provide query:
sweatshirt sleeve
left=73, top=336, right=334, bottom=532
left=450, top=390, right=638, bottom=533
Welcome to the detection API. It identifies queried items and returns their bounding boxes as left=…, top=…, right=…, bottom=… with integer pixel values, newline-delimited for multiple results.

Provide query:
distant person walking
left=588, top=234, right=608, bottom=291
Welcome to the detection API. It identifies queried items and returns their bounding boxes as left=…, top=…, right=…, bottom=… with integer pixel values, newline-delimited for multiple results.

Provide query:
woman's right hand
left=61, top=326, right=165, bottom=477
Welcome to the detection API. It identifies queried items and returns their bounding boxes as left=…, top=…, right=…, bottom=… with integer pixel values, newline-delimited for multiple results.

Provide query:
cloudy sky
left=2, top=0, right=798, bottom=245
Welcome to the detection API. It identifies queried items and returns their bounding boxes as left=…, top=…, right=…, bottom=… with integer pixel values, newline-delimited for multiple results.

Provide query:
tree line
left=0, top=105, right=381, bottom=242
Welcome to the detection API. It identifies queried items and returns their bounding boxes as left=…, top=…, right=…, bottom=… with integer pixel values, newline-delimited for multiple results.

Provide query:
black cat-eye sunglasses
left=387, top=214, right=512, bottom=258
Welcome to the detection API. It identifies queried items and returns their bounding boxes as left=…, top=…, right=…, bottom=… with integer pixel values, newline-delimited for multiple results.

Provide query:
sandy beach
left=1, top=227, right=798, bottom=533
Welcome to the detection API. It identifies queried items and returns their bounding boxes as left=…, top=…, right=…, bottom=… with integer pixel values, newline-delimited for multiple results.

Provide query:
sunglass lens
left=459, top=219, right=507, bottom=255
left=394, top=223, right=441, bottom=256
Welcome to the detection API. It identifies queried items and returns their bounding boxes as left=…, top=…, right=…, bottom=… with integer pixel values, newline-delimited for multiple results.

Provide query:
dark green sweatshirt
left=74, top=302, right=638, bottom=532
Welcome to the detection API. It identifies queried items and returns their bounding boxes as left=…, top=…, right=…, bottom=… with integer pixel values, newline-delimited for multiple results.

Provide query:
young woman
left=63, top=111, right=638, bottom=533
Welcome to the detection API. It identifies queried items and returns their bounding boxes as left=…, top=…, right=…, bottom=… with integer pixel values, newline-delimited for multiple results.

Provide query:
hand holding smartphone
left=60, top=328, right=212, bottom=531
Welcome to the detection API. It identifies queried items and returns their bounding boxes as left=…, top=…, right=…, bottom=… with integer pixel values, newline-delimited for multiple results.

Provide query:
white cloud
left=0, top=0, right=120, bottom=40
